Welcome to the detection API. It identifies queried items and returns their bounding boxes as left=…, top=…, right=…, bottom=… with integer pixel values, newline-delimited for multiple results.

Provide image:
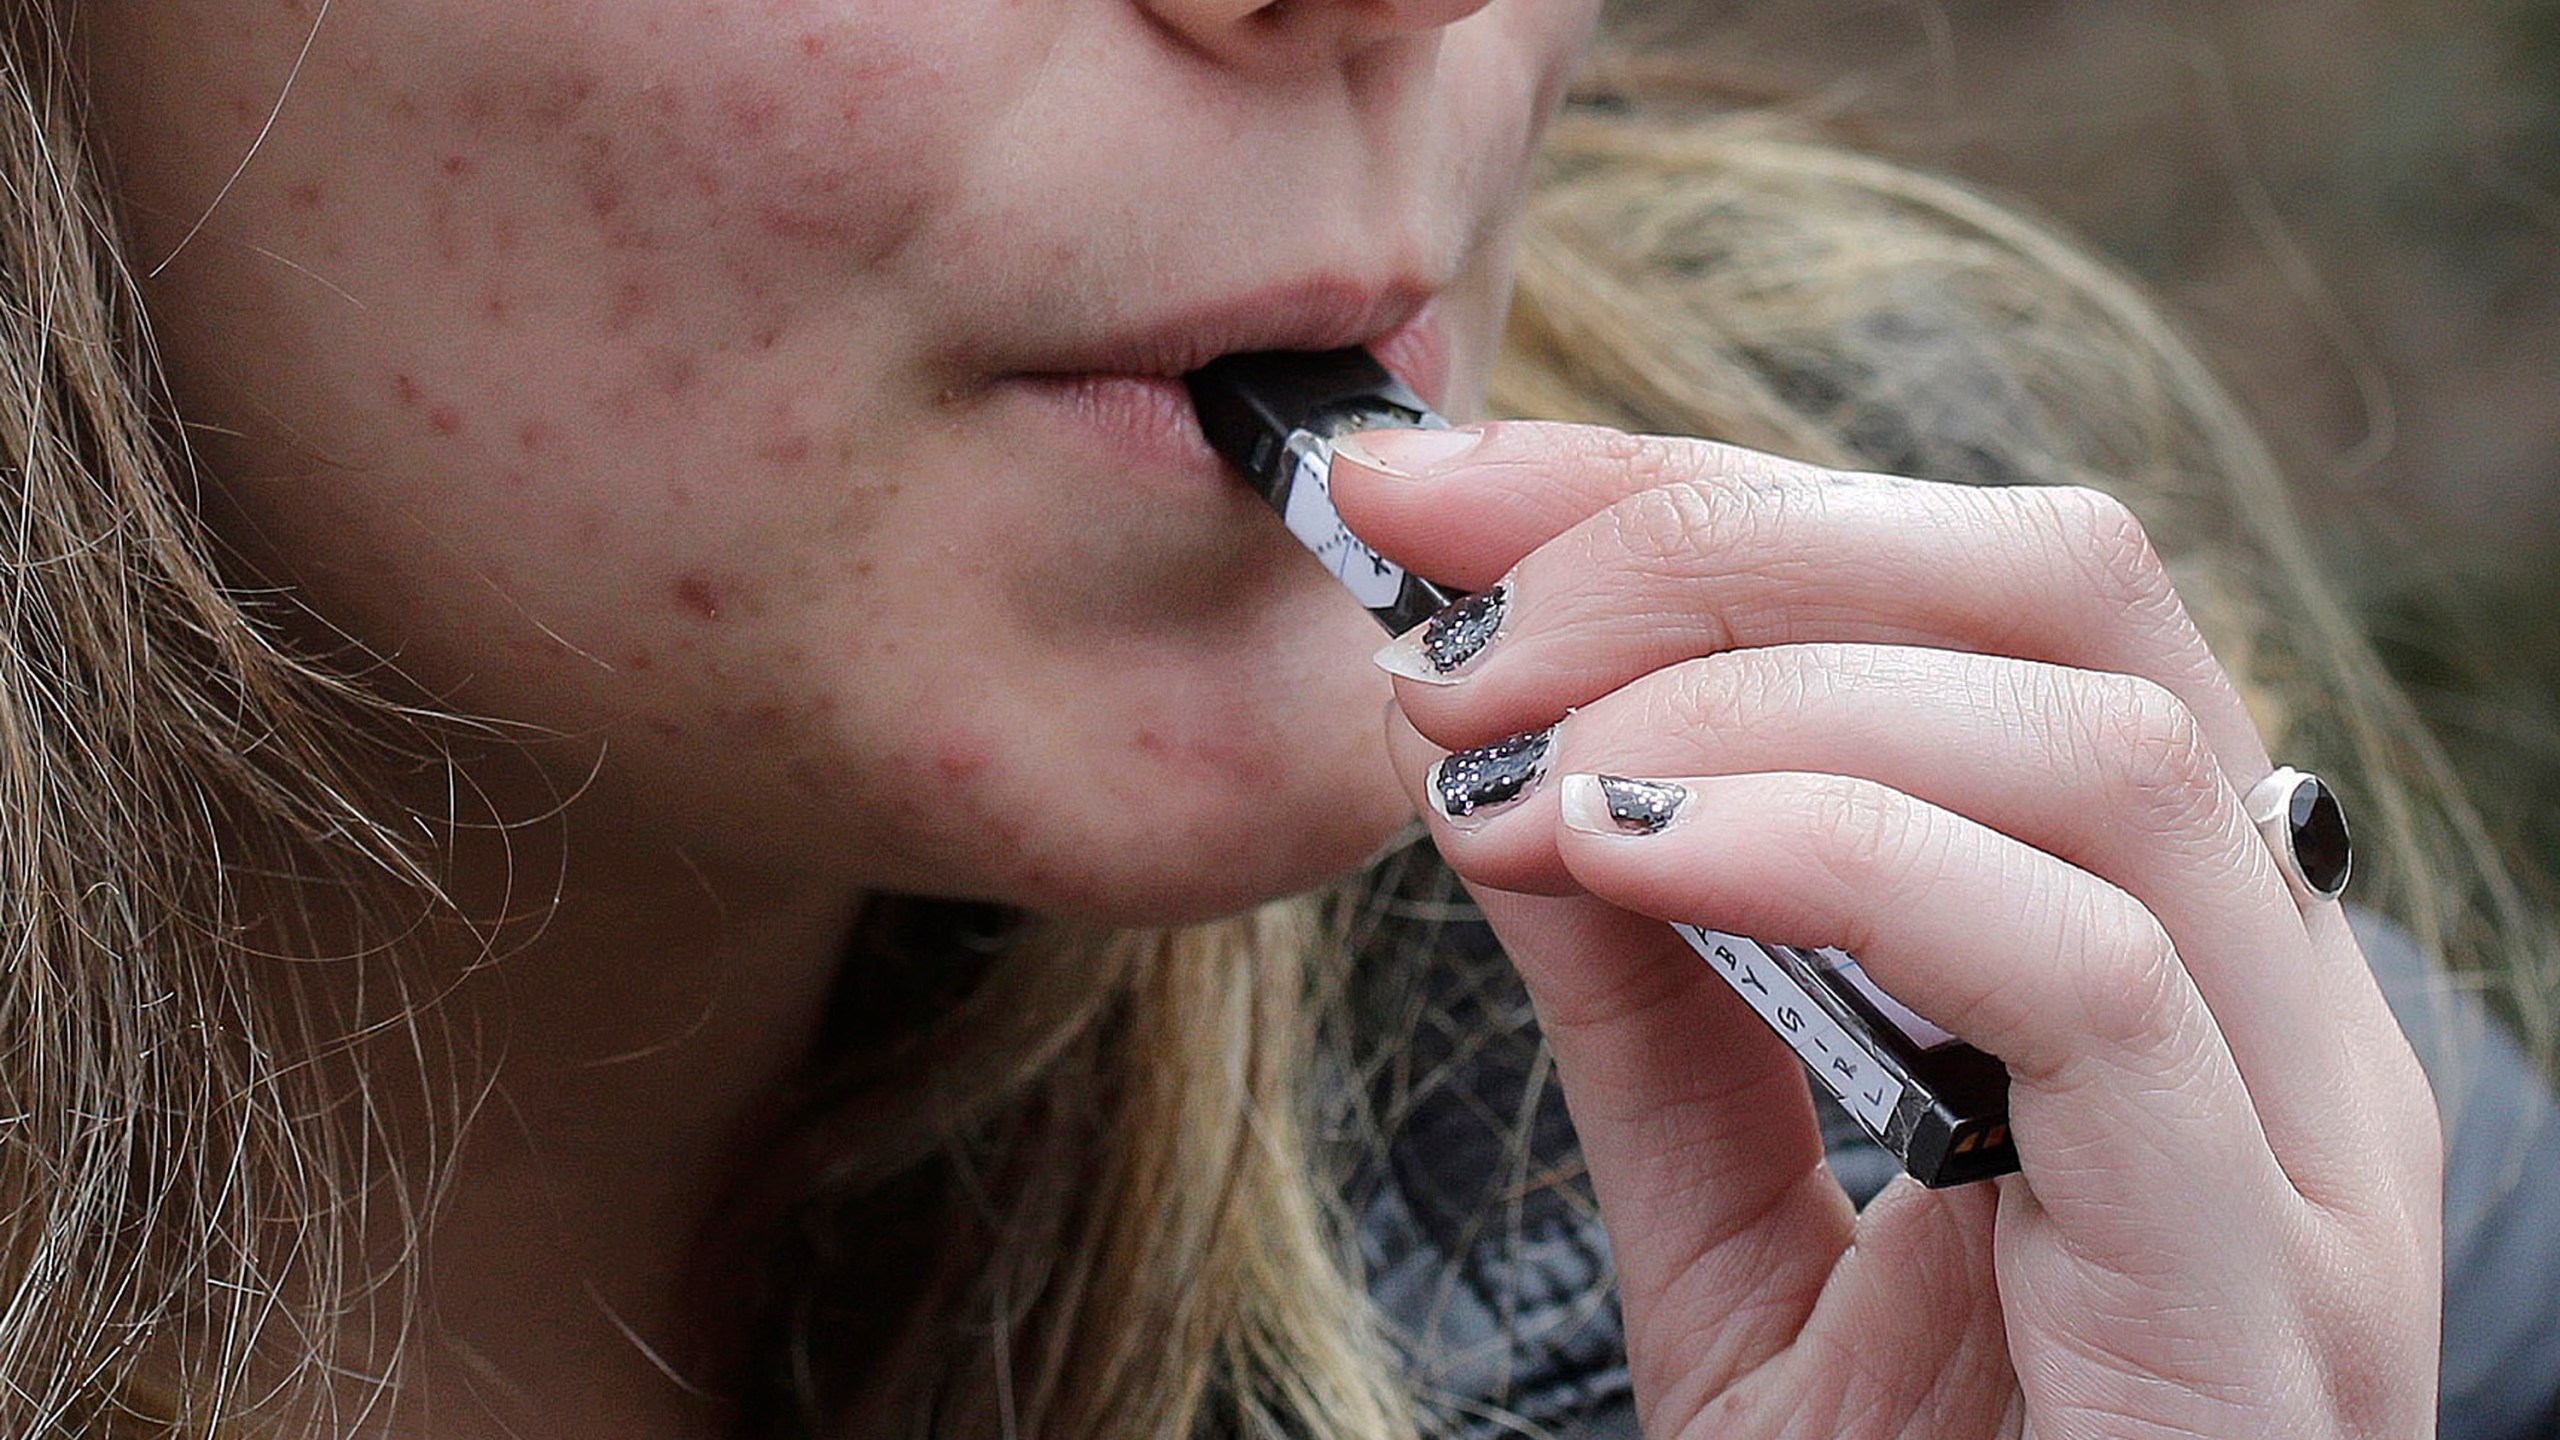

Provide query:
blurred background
left=1671, top=0, right=2560, bottom=898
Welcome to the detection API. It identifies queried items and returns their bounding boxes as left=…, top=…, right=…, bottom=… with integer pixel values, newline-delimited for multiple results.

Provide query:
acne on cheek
left=648, top=351, right=704, bottom=399
left=934, top=735, right=992, bottom=783
left=409, top=33, right=934, bottom=468
left=671, top=571, right=765, bottom=624
left=1128, top=720, right=1290, bottom=794
left=389, top=372, right=471, bottom=437
left=432, top=14, right=942, bottom=267
left=297, top=13, right=955, bottom=716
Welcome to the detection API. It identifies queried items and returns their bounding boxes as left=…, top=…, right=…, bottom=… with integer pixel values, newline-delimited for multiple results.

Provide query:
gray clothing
left=2368, top=913, right=2560, bottom=1440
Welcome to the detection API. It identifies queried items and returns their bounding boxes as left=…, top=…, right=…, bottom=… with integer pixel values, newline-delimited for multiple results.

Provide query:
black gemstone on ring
left=2287, top=775, right=2353, bottom=898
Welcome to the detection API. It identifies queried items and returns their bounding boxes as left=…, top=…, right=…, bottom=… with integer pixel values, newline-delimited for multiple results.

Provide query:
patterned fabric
left=1345, top=898, right=1634, bottom=1440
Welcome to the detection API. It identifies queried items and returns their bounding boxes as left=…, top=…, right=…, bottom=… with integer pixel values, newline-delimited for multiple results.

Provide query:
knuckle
left=2076, top=671, right=2224, bottom=830
left=2043, top=484, right=2172, bottom=607
left=2363, top=1038, right=2444, bottom=1215
left=1581, top=426, right=1805, bottom=496
left=1602, top=478, right=1743, bottom=577
left=1655, top=647, right=1829, bottom=744
left=1594, top=447, right=1817, bottom=580
left=1801, top=777, right=1934, bottom=897
left=2399, top=1064, right=2446, bottom=1185
left=1655, top=653, right=1748, bottom=741
left=1583, top=427, right=1706, bottom=490
left=2050, top=888, right=2201, bottom=1069
left=2297, top=1208, right=2442, bottom=1437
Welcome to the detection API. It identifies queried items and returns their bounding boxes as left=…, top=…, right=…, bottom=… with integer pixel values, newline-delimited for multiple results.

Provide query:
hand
left=1331, top=422, right=2442, bottom=1439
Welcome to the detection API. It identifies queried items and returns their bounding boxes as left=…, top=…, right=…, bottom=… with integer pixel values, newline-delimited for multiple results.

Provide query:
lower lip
left=997, top=310, right=1453, bottom=484
left=1004, top=371, right=1229, bottom=478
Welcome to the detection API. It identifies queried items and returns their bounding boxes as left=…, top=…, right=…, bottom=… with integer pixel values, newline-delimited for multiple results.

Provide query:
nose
left=1141, top=0, right=1500, bottom=69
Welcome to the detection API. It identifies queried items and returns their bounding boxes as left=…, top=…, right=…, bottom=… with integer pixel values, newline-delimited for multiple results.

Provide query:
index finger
left=1331, top=421, right=1793, bottom=589
left=1332, top=419, right=2272, bottom=793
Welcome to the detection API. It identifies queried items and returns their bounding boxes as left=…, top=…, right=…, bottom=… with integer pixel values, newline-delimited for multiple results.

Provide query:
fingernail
left=1560, top=773, right=1690, bottom=836
left=1333, top=426, right=1483, bottom=479
left=1427, top=727, right=1553, bottom=826
left=1374, top=581, right=1510, bottom=683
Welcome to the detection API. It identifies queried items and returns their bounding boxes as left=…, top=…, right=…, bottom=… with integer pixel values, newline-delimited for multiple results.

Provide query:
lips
left=1010, top=279, right=1443, bottom=385
left=981, top=286, right=1454, bottom=479
left=986, top=272, right=1452, bottom=390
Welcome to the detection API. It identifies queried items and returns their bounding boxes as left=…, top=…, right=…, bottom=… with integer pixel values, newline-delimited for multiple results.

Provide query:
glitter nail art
left=1596, top=775, right=1687, bottom=834
left=1432, top=728, right=1553, bottom=819
left=1419, top=583, right=1508, bottom=675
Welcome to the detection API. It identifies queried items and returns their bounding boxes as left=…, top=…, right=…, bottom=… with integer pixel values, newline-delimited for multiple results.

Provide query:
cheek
left=416, top=4, right=955, bottom=270
left=111, top=0, right=1011, bottom=444
left=101, top=0, right=1018, bottom=678
left=337, top=5, right=964, bottom=387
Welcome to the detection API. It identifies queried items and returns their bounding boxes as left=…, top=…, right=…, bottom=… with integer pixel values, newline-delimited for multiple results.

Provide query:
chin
left=934, top=602, right=1408, bottom=926
left=984, top=754, right=1418, bottom=930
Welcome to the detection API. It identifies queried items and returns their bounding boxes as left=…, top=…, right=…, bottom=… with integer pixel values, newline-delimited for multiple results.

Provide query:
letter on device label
left=1283, top=446, right=1406, bottom=608
left=1673, top=924, right=1904, bottom=1132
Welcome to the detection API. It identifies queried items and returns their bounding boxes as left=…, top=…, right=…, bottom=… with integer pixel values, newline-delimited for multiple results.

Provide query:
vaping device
left=1185, top=348, right=2018, bottom=1188
left=1186, top=349, right=1463, bottom=636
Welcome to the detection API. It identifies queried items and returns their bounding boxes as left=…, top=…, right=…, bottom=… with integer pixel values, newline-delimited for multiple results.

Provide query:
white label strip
left=1673, top=925, right=1904, bottom=1133
left=1280, top=436, right=1407, bottom=608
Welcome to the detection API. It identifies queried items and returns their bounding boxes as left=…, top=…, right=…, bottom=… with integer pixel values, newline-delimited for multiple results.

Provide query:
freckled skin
left=82, top=0, right=1602, bottom=923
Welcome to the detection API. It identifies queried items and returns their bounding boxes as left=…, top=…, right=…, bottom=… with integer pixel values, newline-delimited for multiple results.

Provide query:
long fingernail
left=1332, top=426, right=1483, bottom=480
left=1374, top=581, right=1510, bottom=683
left=1428, top=727, right=1553, bottom=826
left=1560, top=773, right=1690, bottom=836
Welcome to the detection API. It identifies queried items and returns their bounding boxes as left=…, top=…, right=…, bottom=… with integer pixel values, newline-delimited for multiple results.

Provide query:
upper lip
left=1003, top=276, right=1435, bottom=379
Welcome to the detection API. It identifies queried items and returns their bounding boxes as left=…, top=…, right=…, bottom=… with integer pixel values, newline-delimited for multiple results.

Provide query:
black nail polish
left=1434, top=727, right=1553, bottom=819
left=1597, top=775, right=1687, bottom=834
left=1419, top=582, right=1508, bottom=675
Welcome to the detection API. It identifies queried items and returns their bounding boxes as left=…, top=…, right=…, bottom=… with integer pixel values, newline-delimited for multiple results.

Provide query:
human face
left=84, top=0, right=1601, bottom=923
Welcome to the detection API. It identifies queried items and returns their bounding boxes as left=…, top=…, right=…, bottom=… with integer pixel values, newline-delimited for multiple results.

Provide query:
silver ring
left=2243, top=766, right=2353, bottom=903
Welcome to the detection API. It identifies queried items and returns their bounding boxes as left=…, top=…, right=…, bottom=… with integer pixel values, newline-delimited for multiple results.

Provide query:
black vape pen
left=1185, top=348, right=2019, bottom=1188
left=1186, top=349, right=1463, bottom=636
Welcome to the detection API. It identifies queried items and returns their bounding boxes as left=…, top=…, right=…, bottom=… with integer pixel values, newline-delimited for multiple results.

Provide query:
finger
left=1447, top=882, right=1864, bottom=1394
left=1383, top=704, right=1883, bottom=1384
left=1332, top=421, right=1797, bottom=584
left=1383, top=706, right=1578, bottom=897
left=1336, top=422, right=2267, bottom=782
left=1549, top=767, right=2302, bottom=1228
left=1393, top=646, right=2395, bottom=1199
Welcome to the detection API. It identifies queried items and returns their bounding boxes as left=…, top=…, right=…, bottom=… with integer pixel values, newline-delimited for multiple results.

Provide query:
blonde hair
left=1, top=7, right=465, bottom=1435
left=2, top=6, right=2546, bottom=1438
